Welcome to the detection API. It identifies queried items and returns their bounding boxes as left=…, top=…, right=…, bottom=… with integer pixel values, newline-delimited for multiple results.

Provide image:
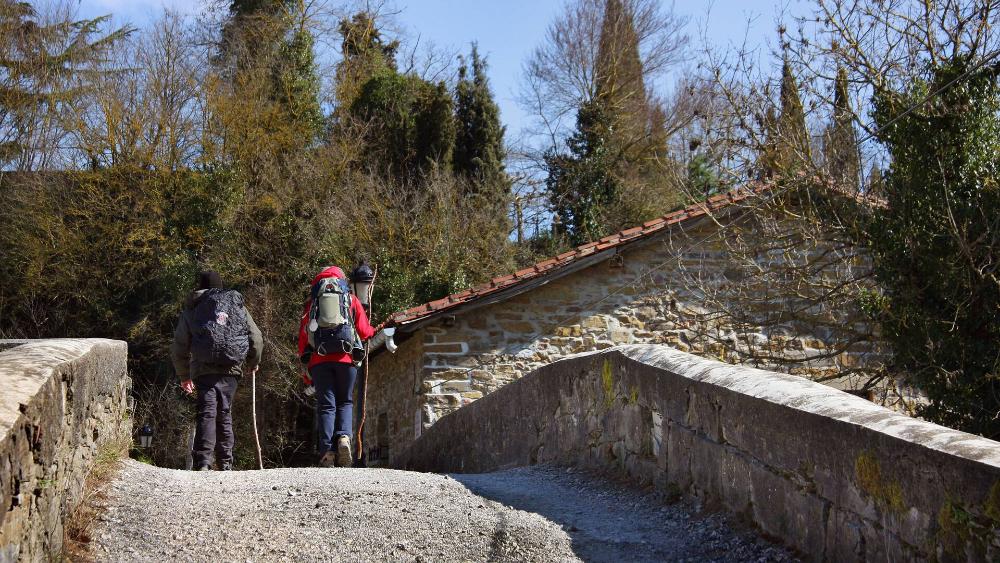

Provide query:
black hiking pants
left=193, top=374, right=239, bottom=468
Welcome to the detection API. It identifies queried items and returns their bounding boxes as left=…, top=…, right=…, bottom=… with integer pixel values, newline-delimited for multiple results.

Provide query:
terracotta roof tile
left=433, top=298, right=449, bottom=306
left=384, top=185, right=766, bottom=327
left=555, top=250, right=577, bottom=260
left=535, top=258, right=559, bottom=269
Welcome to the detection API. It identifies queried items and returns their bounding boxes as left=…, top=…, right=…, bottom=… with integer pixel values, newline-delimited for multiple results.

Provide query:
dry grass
left=62, top=438, right=130, bottom=562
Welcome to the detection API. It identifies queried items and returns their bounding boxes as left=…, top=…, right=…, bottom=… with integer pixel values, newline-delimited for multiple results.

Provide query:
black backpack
left=190, top=289, right=251, bottom=366
left=306, top=277, right=360, bottom=357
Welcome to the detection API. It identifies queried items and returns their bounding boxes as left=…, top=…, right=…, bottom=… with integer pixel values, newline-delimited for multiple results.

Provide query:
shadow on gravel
left=450, top=468, right=683, bottom=562
left=450, top=466, right=798, bottom=563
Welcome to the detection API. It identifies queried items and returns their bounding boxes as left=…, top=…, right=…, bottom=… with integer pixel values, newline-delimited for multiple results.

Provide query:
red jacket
left=298, top=267, right=376, bottom=374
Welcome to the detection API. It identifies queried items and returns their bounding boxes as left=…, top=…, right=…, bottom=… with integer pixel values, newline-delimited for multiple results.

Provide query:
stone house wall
left=365, top=220, right=882, bottom=466
left=362, top=333, right=424, bottom=465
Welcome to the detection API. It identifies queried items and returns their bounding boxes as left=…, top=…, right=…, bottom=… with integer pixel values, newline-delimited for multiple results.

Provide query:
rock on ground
left=89, top=460, right=796, bottom=562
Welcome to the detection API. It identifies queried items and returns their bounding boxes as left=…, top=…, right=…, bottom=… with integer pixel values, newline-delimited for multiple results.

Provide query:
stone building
left=362, top=186, right=883, bottom=466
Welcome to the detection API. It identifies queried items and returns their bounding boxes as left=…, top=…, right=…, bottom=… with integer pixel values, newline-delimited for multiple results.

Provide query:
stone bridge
left=1, top=340, right=999, bottom=562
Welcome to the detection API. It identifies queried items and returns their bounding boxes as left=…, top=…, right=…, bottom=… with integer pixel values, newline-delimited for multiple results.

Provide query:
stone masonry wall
left=0, top=339, right=131, bottom=562
left=397, top=345, right=1000, bottom=562
left=363, top=335, right=424, bottom=467
left=420, top=227, right=875, bottom=423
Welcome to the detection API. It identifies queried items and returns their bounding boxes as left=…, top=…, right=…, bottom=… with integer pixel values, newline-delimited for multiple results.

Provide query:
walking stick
left=251, top=368, right=264, bottom=470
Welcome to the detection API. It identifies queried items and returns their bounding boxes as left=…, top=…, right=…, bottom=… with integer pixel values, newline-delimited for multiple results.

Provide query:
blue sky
left=75, top=0, right=809, bottom=140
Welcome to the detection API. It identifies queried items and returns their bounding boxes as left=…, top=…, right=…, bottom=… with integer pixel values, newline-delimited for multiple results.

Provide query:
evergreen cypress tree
left=334, top=13, right=399, bottom=112
left=595, top=0, right=646, bottom=126
left=415, top=81, right=456, bottom=172
left=351, top=73, right=456, bottom=179
left=758, top=57, right=812, bottom=178
left=866, top=164, right=884, bottom=196
left=454, top=45, right=510, bottom=199
left=218, top=0, right=323, bottom=144
left=822, top=67, right=860, bottom=190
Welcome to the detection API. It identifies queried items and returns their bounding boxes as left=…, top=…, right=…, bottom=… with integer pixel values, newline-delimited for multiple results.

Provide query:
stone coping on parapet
left=0, top=338, right=126, bottom=440
left=571, top=344, right=1000, bottom=468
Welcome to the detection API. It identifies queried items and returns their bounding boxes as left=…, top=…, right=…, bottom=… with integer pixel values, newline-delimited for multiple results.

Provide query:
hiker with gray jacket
left=170, top=271, right=263, bottom=471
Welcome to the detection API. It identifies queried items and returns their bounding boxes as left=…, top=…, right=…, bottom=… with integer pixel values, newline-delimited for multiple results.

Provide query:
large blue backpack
left=190, top=289, right=250, bottom=366
left=307, top=277, right=359, bottom=356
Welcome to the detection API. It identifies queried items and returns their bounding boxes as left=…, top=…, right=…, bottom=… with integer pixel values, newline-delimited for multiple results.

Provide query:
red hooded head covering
left=311, top=266, right=345, bottom=285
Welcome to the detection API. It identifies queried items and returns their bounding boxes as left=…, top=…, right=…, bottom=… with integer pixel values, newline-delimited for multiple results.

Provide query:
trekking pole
left=251, top=368, right=264, bottom=470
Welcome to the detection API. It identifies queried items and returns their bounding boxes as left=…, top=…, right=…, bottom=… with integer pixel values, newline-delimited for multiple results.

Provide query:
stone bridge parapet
left=0, top=339, right=130, bottom=562
left=396, top=344, right=1000, bottom=561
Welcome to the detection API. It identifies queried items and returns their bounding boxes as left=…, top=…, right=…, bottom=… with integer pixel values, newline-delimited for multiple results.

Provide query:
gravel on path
left=90, top=460, right=797, bottom=562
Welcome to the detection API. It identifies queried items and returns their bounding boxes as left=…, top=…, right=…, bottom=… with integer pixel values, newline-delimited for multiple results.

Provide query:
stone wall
left=368, top=219, right=884, bottom=464
left=362, top=334, right=424, bottom=466
left=396, top=345, right=1000, bottom=562
left=0, top=339, right=131, bottom=562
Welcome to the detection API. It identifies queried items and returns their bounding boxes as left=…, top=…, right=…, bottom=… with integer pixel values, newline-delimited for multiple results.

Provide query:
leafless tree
left=66, top=11, right=205, bottom=170
left=650, top=1, right=1000, bottom=408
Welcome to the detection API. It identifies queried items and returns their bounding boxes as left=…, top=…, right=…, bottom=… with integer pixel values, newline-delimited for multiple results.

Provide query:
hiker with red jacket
left=171, top=271, right=263, bottom=471
left=298, top=266, right=375, bottom=467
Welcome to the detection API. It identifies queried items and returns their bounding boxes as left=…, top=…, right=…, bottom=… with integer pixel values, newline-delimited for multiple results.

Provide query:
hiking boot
left=336, top=435, right=352, bottom=468
left=220, top=462, right=233, bottom=471
left=318, top=451, right=337, bottom=468
left=195, top=465, right=211, bottom=471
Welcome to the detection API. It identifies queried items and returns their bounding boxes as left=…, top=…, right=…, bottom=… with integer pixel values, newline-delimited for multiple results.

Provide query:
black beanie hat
left=196, top=271, right=224, bottom=290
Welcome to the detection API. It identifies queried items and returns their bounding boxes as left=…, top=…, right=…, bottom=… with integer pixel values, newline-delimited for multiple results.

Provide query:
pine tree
left=545, top=97, right=619, bottom=245
left=759, top=57, right=812, bottom=178
left=822, top=67, right=860, bottom=190
left=0, top=1, right=129, bottom=169
left=454, top=45, right=510, bottom=199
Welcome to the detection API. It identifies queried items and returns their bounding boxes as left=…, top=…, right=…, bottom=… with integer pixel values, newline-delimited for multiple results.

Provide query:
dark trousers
left=310, top=362, right=357, bottom=456
left=193, top=374, right=239, bottom=467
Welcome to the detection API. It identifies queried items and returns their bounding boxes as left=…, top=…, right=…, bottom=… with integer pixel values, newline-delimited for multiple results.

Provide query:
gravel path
left=90, top=460, right=796, bottom=562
